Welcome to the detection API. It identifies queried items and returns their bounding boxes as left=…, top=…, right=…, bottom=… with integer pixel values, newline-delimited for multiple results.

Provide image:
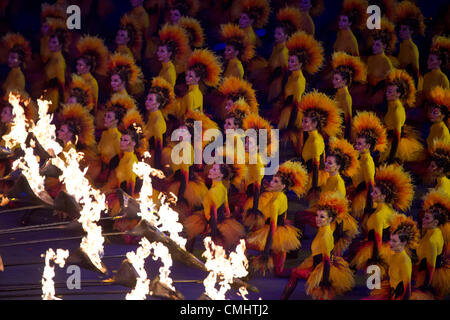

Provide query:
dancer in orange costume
left=238, top=0, right=270, bottom=48
left=115, top=14, right=142, bottom=61
left=425, top=86, right=450, bottom=149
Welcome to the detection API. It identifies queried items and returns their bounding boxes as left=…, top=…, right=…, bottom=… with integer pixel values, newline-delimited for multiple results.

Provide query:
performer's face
left=268, top=175, right=285, bottom=192
left=111, top=74, right=125, bottom=92
left=208, top=164, right=224, bottom=181
left=120, top=134, right=136, bottom=151
left=288, top=55, right=301, bottom=72
left=57, top=124, right=73, bottom=143
left=302, top=116, right=317, bottom=132
left=7, top=52, right=21, bottom=68
left=49, top=36, right=62, bottom=52
left=67, top=96, right=78, bottom=104
left=130, top=0, right=144, bottom=7
left=399, top=24, right=412, bottom=40
left=239, top=13, right=253, bottom=29
left=427, top=53, right=441, bottom=70
left=427, top=160, right=443, bottom=176
left=0, top=107, right=13, bottom=124
left=300, top=0, right=312, bottom=11
left=146, top=93, right=160, bottom=111
left=185, top=70, right=200, bottom=85
left=76, top=58, right=90, bottom=75
left=386, top=85, right=400, bottom=101
left=104, top=111, right=118, bottom=128
left=422, top=212, right=438, bottom=230
left=332, top=73, right=346, bottom=89
left=115, top=29, right=130, bottom=46
left=355, top=137, right=370, bottom=152
left=389, top=234, right=406, bottom=253
left=225, top=45, right=238, bottom=60
left=428, top=107, right=444, bottom=123
left=245, top=136, right=257, bottom=153
left=338, top=15, right=351, bottom=30
left=224, top=117, right=237, bottom=130
left=157, top=45, right=172, bottom=62
left=325, top=156, right=340, bottom=174
left=371, top=186, right=386, bottom=203
left=225, top=99, right=234, bottom=111
left=274, top=27, right=287, bottom=43
left=315, top=210, right=332, bottom=227
left=169, top=9, right=181, bottom=25
left=372, top=39, right=385, bottom=55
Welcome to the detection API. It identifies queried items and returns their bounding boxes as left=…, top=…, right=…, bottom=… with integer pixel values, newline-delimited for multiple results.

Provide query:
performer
left=246, top=160, right=308, bottom=277
left=167, top=0, right=199, bottom=25
left=334, top=0, right=367, bottom=56
left=351, top=111, right=387, bottom=220
left=279, top=31, right=324, bottom=156
left=108, top=53, right=144, bottom=100
left=281, top=192, right=355, bottom=300
left=297, top=0, right=325, bottom=36
left=217, top=76, right=258, bottom=121
left=220, top=23, right=255, bottom=79
left=426, top=86, right=450, bottom=149
left=368, top=214, right=420, bottom=300
left=422, top=36, right=450, bottom=101
left=331, top=52, right=367, bottom=139
left=238, top=0, right=270, bottom=48
left=66, top=75, right=95, bottom=112
left=40, top=3, right=66, bottom=65
left=178, top=16, right=205, bottom=50
left=427, top=139, right=450, bottom=194
left=126, top=0, right=152, bottom=62
left=351, top=164, right=414, bottom=275
left=115, top=14, right=142, bottom=60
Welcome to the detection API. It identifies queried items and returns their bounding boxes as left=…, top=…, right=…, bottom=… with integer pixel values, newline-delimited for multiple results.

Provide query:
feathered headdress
left=184, top=109, right=219, bottom=149
left=120, top=14, right=143, bottom=55
left=332, top=51, right=367, bottom=84
left=369, top=17, right=397, bottom=53
left=106, top=93, right=138, bottom=117
left=121, top=110, right=146, bottom=155
left=122, top=108, right=144, bottom=130
left=329, top=137, right=359, bottom=177
left=148, top=77, right=175, bottom=109
left=188, top=49, right=222, bottom=87
left=220, top=23, right=255, bottom=62
left=276, top=160, right=309, bottom=198
left=47, top=18, right=70, bottom=51
left=59, top=103, right=95, bottom=147
left=76, top=35, right=109, bottom=76
left=352, top=111, right=388, bottom=152
left=317, top=191, right=349, bottom=221
left=178, top=17, right=205, bottom=48
left=286, top=31, right=324, bottom=74
left=68, top=75, right=95, bottom=111
left=276, top=7, right=302, bottom=36
left=368, top=0, right=397, bottom=21
left=390, top=214, right=420, bottom=249
left=422, top=190, right=450, bottom=225
left=1, top=33, right=32, bottom=65
left=341, top=0, right=368, bottom=30
left=226, top=98, right=252, bottom=127
left=109, top=53, right=144, bottom=89
left=242, top=113, right=277, bottom=157
left=298, top=91, right=342, bottom=137
left=395, top=0, right=425, bottom=36
left=158, top=24, right=190, bottom=61
left=430, top=36, right=450, bottom=70
left=375, top=164, right=414, bottom=212
left=41, top=2, right=65, bottom=21
left=219, top=76, right=258, bottom=113
left=214, top=146, right=246, bottom=187
left=168, top=0, right=199, bottom=17
left=241, top=0, right=271, bottom=28
left=387, top=68, right=416, bottom=107
left=429, top=86, right=450, bottom=115
left=429, top=139, right=450, bottom=173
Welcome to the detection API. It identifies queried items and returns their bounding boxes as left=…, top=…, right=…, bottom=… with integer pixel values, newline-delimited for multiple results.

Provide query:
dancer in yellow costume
left=351, top=112, right=387, bottom=220
left=381, top=69, right=424, bottom=164
left=217, top=76, right=258, bottom=121
left=127, top=0, right=152, bottom=61
left=107, top=53, right=144, bottom=100
left=167, top=0, right=199, bottom=25
left=281, top=192, right=355, bottom=300
left=426, top=86, right=450, bottom=149
left=351, top=164, right=414, bottom=275
left=238, top=0, right=270, bottom=48
left=422, top=36, right=450, bottom=101
left=66, top=75, right=95, bottom=112
left=334, top=0, right=368, bottom=56
left=297, top=0, right=325, bottom=36
left=40, top=3, right=65, bottom=65
left=247, top=161, right=308, bottom=277
left=368, top=215, right=419, bottom=300
left=115, top=14, right=142, bottom=61
left=279, top=31, right=324, bottom=156
left=331, top=52, right=367, bottom=139
left=220, top=23, right=255, bottom=79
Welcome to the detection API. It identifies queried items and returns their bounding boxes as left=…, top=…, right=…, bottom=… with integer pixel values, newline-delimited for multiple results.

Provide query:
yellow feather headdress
left=368, top=17, right=397, bottom=53
left=352, top=111, right=388, bottom=152
left=429, top=86, right=450, bottom=115
left=106, top=93, right=138, bottom=113
left=68, top=75, right=95, bottom=111
left=276, top=7, right=302, bottom=36
left=241, top=0, right=271, bottom=28
left=368, top=0, right=397, bottom=21
left=395, top=0, right=425, bottom=36
left=219, top=76, right=258, bottom=113
left=109, top=53, right=144, bottom=88
left=41, top=2, right=65, bottom=21
left=329, top=137, right=359, bottom=177
left=227, top=99, right=252, bottom=124
left=242, top=113, right=278, bottom=157
left=317, top=191, right=349, bottom=220
left=120, top=14, right=143, bottom=54
left=47, top=18, right=70, bottom=52
left=59, top=103, right=95, bottom=147
left=276, top=160, right=309, bottom=198
left=178, top=17, right=205, bottom=48
left=158, top=24, right=190, bottom=61
left=299, top=91, right=342, bottom=137
left=149, top=77, right=175, bottom=109
left=422, top=190, right=450, bottom=225
left=342, top=0, right=369, bottom=30
left=220, top=23, right=255, bottom=62
left=122, top=109, right=144, bottom=131
left=184, top=109, right=219, bottom=149
left=332, top=51, right=367, bottom=83
left=1, top=33, right=31, bottom=65
left=387, top=68, right=416, bottom=107
left=430, top=36, right=450, bottom=70
left=390, top=214, right=420, bottom=249
left=76, top=35, right=110, bottom=76
left=429, top=139, right=450, bottom=174
left=286, top=31, right=324, bottom=75
left=188, top=49, right=223, bottom=87
left=375, top=164, right=414, bottom=212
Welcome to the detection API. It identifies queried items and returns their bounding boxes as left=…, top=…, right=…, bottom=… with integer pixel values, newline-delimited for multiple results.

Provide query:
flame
left=41, top=248, right=69, bottom=300
left=3, top=93, right=29, bottom=149
left=32, top=99, right=62, bottom=156
left=202, top=237, right=249, bottom=300
left=126, top=238, right=152, bottom=300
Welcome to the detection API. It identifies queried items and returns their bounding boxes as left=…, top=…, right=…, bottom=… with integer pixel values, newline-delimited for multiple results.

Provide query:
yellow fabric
left=81, top=72, right=99, bottom=108
left=367, top=53, right=393, bottom=86
left=45, top=51, right=66, bottom=113
left=299, top=11, right=314, bottom=35
left=435, top=176, right=450, bottom=195
left=243, top=26, right=258, bottom=47
left=359, top=150, right=375, bottom=185
left=278, top=70, right=305, bottom=130
left=2, top=67, right=25, bottom=97
left=181, top=84, right=203, bottom=113
left=302, top=129, right=324, bottom=163
left=159, top=61, right=177, bottom=88
left=203, top=180, right=228, bottom=220
left=387, top=250, right=412, bottom=294
left=98, top=127, right=122, bottom=163
left=322, top=173, right=346, bottom=197
left=224, top=58, right=244, bottom=79
left=269, top=42, right=288, bottom=70
left=115, top=151, right=138, bottom=187
left=398, top=39, right=419, bottom=72
left=116, top=45, right=134, bottom=59
left=384, top=99, right=405, bottom=134
left=170, top=141, right=194, bottom=173
left=427, top=121, right=450, bottom=148
left=245, top=152, right=264, bottom=187
left=144, top=110, right=166, bottom=141
left=422, top=69, right=449, bottom=100
left=311, top=224, right=334, bottom=257
left=335, top=86, right=352, bottom=121
left=417, top=228, right=444, bottom=269
left=333, top=29, right=359, bottom=56
left=40, top=35, right=50, bottom=63
left=264, top=191, right=288, bottom=225
left=366, top=203, right=396, bottom=238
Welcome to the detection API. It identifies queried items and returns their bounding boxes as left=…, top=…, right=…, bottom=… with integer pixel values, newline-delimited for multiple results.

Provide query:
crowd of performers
left=0, top=0, right=449, bottom=300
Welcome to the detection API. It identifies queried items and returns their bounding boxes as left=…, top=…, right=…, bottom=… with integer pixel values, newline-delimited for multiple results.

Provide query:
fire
left=126, top=238, right=152, bottom=300
left=31, top=98, right=62, bottom=156
left=3, top=93, right=29, bottom=149
left=41, top=248, right=69, bottom=300
left=202, top=237, right=249, bottom=300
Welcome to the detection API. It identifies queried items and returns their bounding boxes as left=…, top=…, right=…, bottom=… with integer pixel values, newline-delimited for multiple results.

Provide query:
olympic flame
left=32, top=98, right=62, bottom=155
left=126, top=238, right=152, bottom=300
left=41, top=248, right=69, bottom=300
left=3, top=93, right=29, bottom=148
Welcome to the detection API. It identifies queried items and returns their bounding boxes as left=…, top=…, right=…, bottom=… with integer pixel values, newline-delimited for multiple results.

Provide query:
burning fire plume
left=41, top=248, right=69, bottom=300
left=126, top=238, right=152, bottom=300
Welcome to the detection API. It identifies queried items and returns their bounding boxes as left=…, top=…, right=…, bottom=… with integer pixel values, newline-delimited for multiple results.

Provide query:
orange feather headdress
left=375, top=164, right=414, bottom=212
left=390, top=214, right=420, bottom=249
left=395, top=0, right=425, bottom=36
left=158, top=24, right=190, bottom=61
left=148, top=77, right=176, bottom=109
left=188, top=49, right=222, bottom=87
left=184, top=109, right=219, bottom=149
left=178, top=17, right=205, bottom=48
left=242, top=112, right=278, bottom=157
left=41, top=2, right=65, bottom=21
left=276, top=7, right=302, bottom=36
left=352, top=111, right=387, bottom=152
left=1, top=33, right=31, bottom=65
left=241, top=0, right=271, bottom=28
left=120, top=14, right=143, bottom=54
left=227, top=99, right=252, bottom=125
left=106, top=93, right=138, bottom=119
left=332, top=51, right=367, bottom=84
left=219, top=76, right=258, bottom=113
left=286, top=31, right=324, bottom=75
left=387, top=69, right=416, bottom=107
left=317, top=191, right=349, bottom=221
left=422, top=190, right=450, bottom=225
left=368, top=0, right=397, bottom=21
left=430, top=36, right=450, bottom=70
left=59, top=103, right=95, bottom=147
left=298, top=91, right=342, bottom=137
left=76, top=35, right=109, bottom=76
left=220, top=23, right=255, bottom=62
left=329, top=137, right=359, bottom=177
left=369, top=17, right=397, bottom=53
left=46, top=18, right=70, bottom=52
left=276, top=160, right=309, bottom=198
left=68, top=75, right=95, bottom=111
left=429, top=139, right=450, bottom=174
left=121, top=109, right=147, bottom=155
left=109, top=53, right=144, bottom=88
left=341, top=0, right=369, bottom=30
left=429, top=86, right=450, bottom=115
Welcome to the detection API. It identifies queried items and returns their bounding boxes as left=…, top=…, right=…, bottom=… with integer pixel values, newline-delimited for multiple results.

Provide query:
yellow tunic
left=335, top=86, right=352, bottom=122
left=398, top=39, right=419, bottom=73
left=144, top=110, right=166, bottom=141
left=384, top=99, right=405, bottom=134
left=417, top=228, right=444, bottom=269
left=311, top=224, right=334, bottom=257
left=2, top=67, right=25, bottom=98
left=81, top=72, right=99, bottom=109
left=366, top=203, right=396, bottom=241
left=422, top=69, right=450, bottom=100
left=115, top=151, right=138, bottom=190
left=322, top=173, right=346, bottom=197
left=181, top=84, right=203, bottom=114
left=367, top=53, right=393, bottom=86
left=129, top=5, right=150, bottom=61
left=435, top=176, right=450, bottom=195
left=302, top=129, right=325, bottom=164
left=158, top=61, right=177, bottom=88
left=427, top=121, right=450, bottom=148
left=387, top=250, right=412, bottom=297
left=45, top=51, right=66, bottom=113
left=98, top=127, right=122, bottom=163
left=170, top=140, right=194, bottom=174
left=333, top=29, right=359, bottom=56
left=244, top=152, right=264, bottom=187
left=224, top=58, right=244, bottom=79
left=116, top=45, right=134, bottom=59
left=269, top=42, right=288, bottom=70
left=203, top=180, right=228, bottom=220
left=358, top=150, right=375, bottom=186
left=263, top=191, right=288, bottom=225
left=299, top=11, right=315, bottom=35
left=243, top=26, right=258, bottom=47
left=278, top=70, right=305, bottom=129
